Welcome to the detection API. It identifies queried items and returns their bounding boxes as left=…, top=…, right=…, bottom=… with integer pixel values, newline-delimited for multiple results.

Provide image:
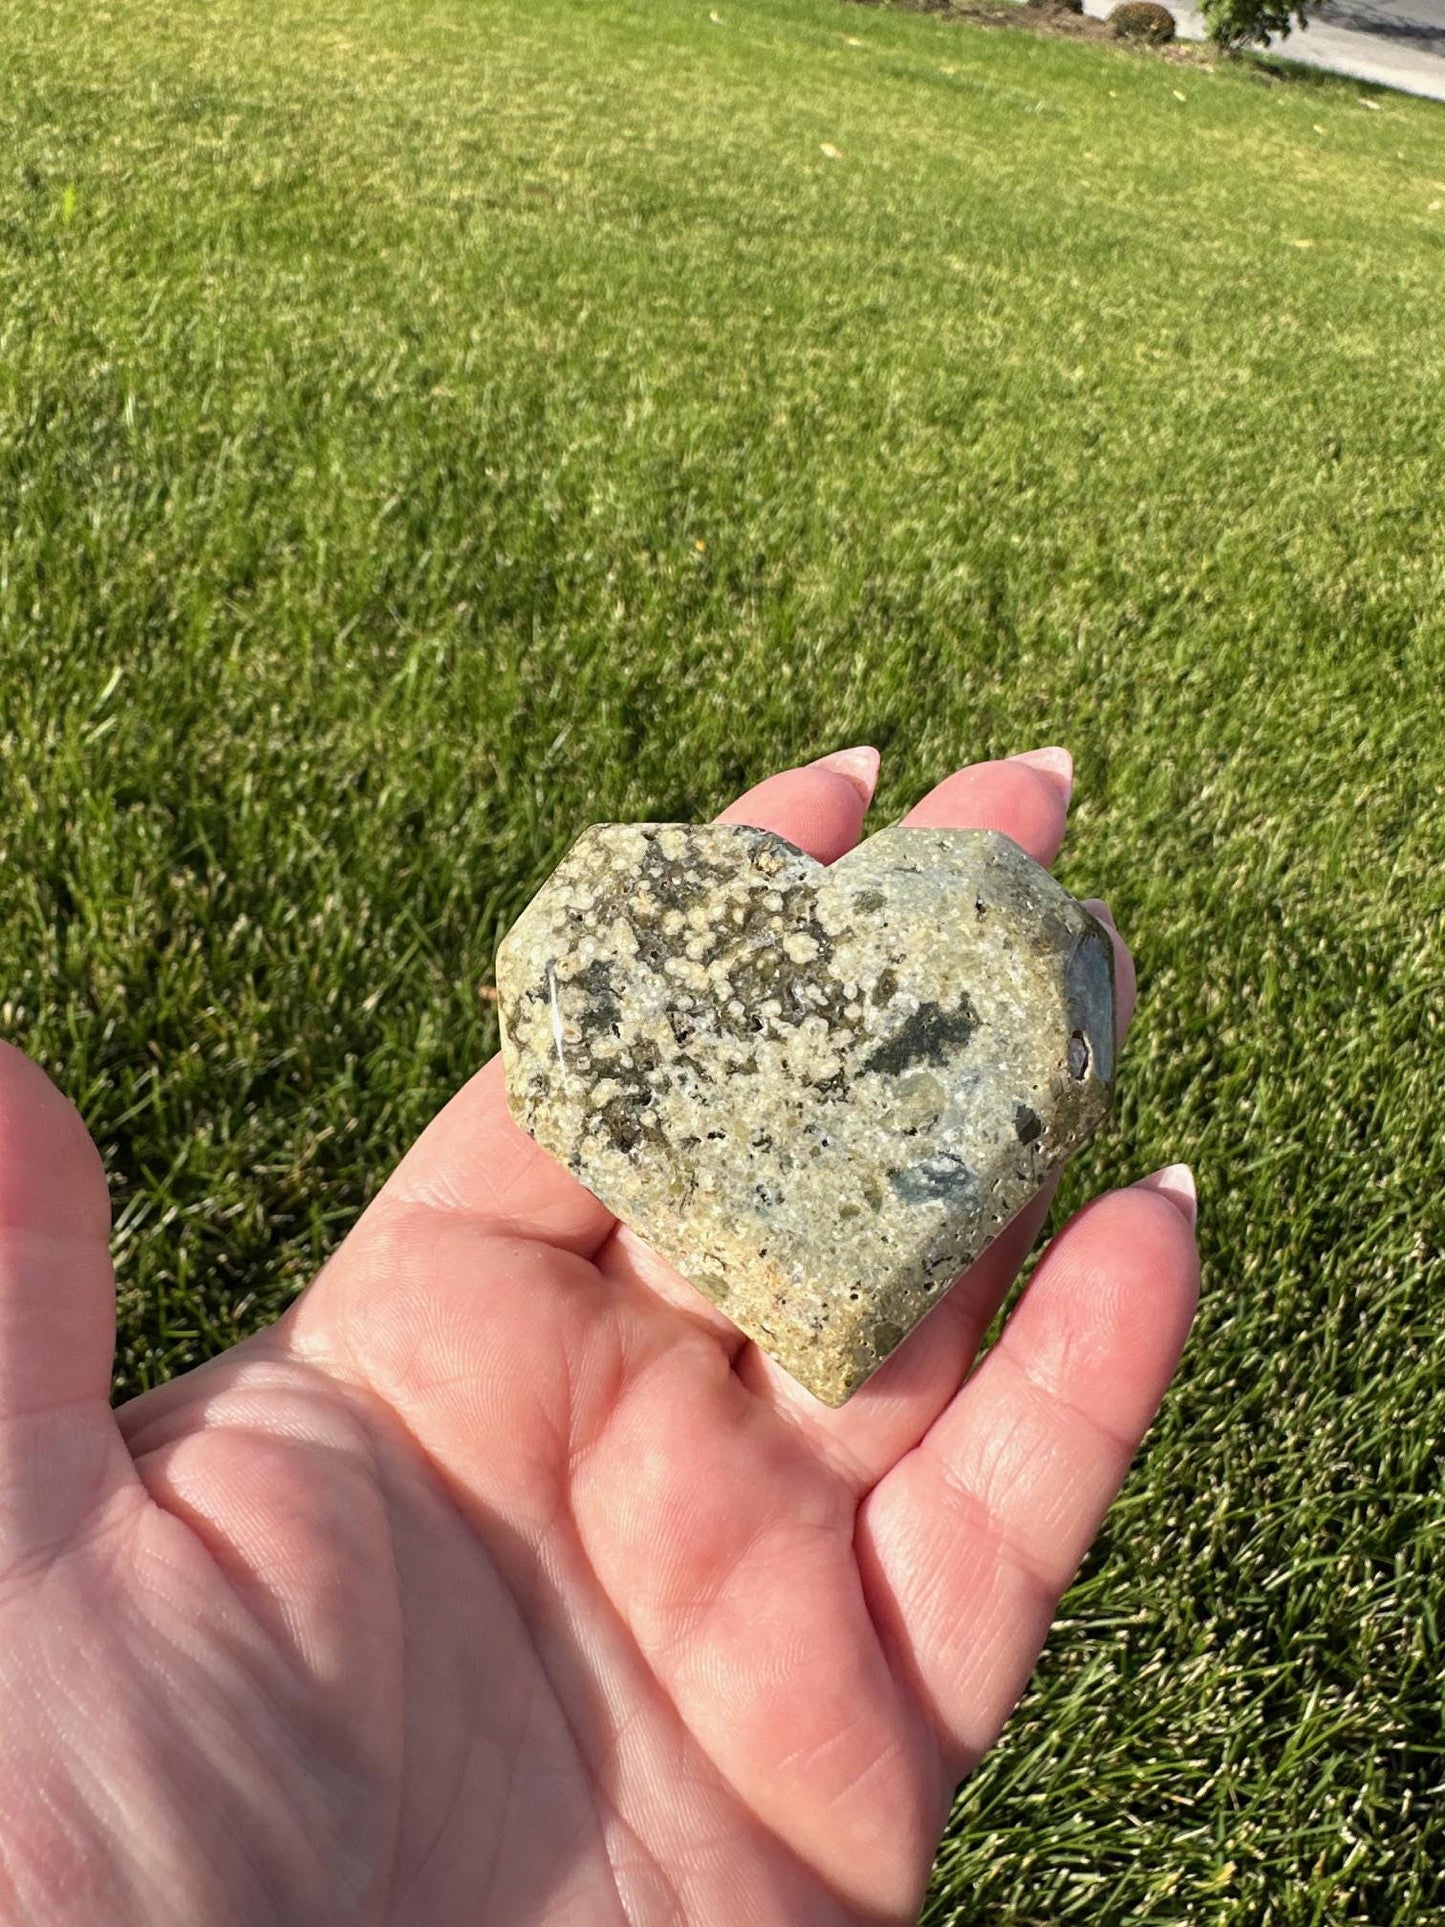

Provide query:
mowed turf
left=2, top=0, right=1442, bottom=1915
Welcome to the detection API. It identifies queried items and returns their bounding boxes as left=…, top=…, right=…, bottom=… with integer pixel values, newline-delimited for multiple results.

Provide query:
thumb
left=0, top=1041, right=131, bottom=1561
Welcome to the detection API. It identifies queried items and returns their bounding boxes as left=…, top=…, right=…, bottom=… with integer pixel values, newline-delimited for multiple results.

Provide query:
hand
left=0, top=750, right=1197, bottom=1926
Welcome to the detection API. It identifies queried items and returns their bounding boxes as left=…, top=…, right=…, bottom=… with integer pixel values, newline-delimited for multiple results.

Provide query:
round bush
left=1110, top=0, right=1177, bottom=36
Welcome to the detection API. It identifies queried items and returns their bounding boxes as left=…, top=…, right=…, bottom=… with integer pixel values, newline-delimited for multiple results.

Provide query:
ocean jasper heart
left=496, top=823, right=1115, bottom=1405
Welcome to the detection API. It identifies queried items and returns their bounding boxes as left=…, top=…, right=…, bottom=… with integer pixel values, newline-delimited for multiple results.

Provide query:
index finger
left=901, top=745, right=1074, bottom=859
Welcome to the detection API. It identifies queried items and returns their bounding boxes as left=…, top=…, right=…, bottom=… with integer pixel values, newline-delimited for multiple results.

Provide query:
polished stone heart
left=496, top=823, right=1114, bottom=1405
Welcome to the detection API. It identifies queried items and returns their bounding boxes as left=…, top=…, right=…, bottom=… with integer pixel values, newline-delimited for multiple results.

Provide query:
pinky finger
left=857, top=1168, right=1199, bottom=1780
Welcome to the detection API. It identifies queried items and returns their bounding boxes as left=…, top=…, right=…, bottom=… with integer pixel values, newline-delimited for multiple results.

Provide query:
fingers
left=353, top=748, right=882, bottom=1261
left=0, top=1042, right=133, bottom=1560
left=734, top=746, right=1132, bottom=1485
left=900, top=746, right=1073, bottom=862
left=856, top=1172, right=1199, bottom=1779
left=375, top=1053, right=618, bottom=1254
left=716, top=745, right=880, bottom=861
left=0, top=1044, right=114, bottom=1413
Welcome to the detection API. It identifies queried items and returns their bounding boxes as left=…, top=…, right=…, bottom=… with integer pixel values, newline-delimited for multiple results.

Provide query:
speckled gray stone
left=496, top=824, right=1115, bottom=1405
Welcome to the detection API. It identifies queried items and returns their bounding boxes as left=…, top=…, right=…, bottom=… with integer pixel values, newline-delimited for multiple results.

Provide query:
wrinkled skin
left=0, top=751, right=1197, bottom=1925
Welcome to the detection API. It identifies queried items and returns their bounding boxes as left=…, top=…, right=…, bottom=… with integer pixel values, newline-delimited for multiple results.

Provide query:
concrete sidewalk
left=1080, top=0, right=1445, bottom=100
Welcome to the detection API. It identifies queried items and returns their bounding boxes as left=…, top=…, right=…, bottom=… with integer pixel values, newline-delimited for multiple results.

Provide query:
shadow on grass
left=1236, top=45, right=1401, bottom=85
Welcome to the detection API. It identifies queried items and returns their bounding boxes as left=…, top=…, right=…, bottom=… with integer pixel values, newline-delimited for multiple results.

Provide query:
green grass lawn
left=2, top=0, right=1442, bottom=1914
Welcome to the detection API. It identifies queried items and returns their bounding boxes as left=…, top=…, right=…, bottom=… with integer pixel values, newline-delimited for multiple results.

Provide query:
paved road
left=1314, top=0, right=1445, bottom=56
left=1080, top=0, right=1445, bottom=98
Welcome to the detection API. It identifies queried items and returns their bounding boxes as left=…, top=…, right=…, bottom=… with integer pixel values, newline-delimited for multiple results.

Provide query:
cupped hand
left=0, top=751, right=1197, bottom=1925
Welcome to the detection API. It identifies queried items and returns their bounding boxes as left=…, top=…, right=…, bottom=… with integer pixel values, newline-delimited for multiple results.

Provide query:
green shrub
left=1109, top=0, right=1176, bottom=38
left=1199, top=0, right=1311, bottom=47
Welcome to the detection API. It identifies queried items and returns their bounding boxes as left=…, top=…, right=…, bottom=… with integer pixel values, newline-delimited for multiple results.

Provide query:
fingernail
left=811, top=745, right=881, bottom=803
left=1081, top=896, right=1116, bottom=931
left=1134, top=1163, right=1197, bottom=1230
left=1008, top=746, right=1073, bottom=803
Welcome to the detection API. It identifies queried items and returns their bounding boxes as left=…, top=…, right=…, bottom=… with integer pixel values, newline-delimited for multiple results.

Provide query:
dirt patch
left=845, top=0, right=1107, bottom=26
left=842, top=0, right=1223, bottom=64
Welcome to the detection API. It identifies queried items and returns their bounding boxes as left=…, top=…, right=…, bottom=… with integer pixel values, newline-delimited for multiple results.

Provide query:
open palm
left=0, top=751, right=1197, bottom=1926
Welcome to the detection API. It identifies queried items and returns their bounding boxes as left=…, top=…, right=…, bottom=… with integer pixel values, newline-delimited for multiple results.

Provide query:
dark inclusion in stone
left=888, top=1154, right=979, bottom=1208
left=861, top=996, right=980, bottom=1078
left=496, top=822, right=1116, bottom=1406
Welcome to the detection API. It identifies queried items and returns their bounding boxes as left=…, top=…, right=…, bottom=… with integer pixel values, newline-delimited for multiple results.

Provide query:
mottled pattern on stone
left=496, top=824, right=1115, bottom=1406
